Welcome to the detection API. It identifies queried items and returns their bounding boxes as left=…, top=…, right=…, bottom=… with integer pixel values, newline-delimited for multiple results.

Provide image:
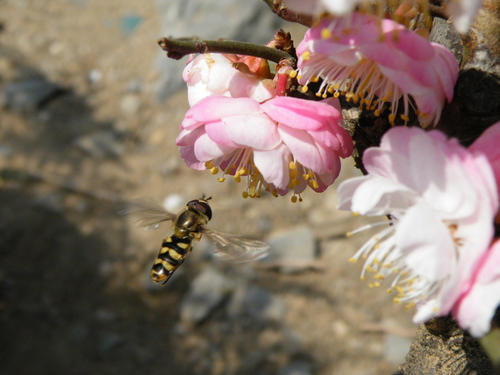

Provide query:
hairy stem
left=158, top=37, right=296, bottom=65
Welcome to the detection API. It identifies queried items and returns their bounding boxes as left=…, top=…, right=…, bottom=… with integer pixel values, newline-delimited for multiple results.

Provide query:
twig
left=262, top=0, right=313, bottom=26
left=158, top=37, right=296, bottom=65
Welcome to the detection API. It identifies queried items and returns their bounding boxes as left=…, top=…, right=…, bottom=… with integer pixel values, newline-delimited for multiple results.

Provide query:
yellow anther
left=365, top=265, right=373, bottom=273
left=348, top=257, right=357, bottom=263
left=360, top=276, right=365, bottom=281
left=321, top=28, right=332, bottom=39
left=301, top=85, right=309, bottom=93
left=387, top=288, right=392, bottom=294
left=301, top=51, right=311, bottom=61
left=205, top=161, right=214, bottom=168
left=288, top=70, right=298, bottom=78
left=369, top=283, right=375, bottom=288
left=374, top=282, right=381, bottom=287
left=297, top=74, right=302, bottom=81
left=388, top=113, right=396, bottom=124
left=400, top=114, right=410, bottom=122
left=328, top=86, right=334, bottom=94
left=433, top=306, right=439, bottom=313
left=315, top=92, right=322, bottom=97
left=291, top=195, right=298, bottom=203
left=311, top=75, right=319, bottom=83
left=217, top=177, right=225, bottom=182
left=234, top=175, right=241, bottom=183
left=346, top=232, right=353, bottom=238
left=352, top=212, right=359, bottom=216
left=210, top=167, right=219, bottom=174
left=393, top=297, right=401, bottom=304
left=374, top=109, right=381, bottom=117
left=375, top=273, right=385, bottom=280
left=242, top=191, right=249, bottom=198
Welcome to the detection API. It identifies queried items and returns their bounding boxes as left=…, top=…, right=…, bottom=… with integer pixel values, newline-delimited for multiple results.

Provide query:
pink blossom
left=337, top=126, right=498, bottom=323
left=176, top=95, right=353, bottom=200
left=446, top=0, right=484, bottom=33
left=452, top=239, right=500, bottom=337
left=296, top=13, right=459, bottom=127
left=470, top=121, right=500, bottom=199
left=183, top=53, right=274, bottom=106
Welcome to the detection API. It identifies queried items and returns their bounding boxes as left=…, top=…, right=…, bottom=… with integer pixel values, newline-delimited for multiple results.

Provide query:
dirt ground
left=0, top=1, right=496, bottom=375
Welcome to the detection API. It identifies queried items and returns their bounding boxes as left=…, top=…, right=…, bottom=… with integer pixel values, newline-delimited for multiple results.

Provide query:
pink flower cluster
left=177, top=51, right=354, bottom=200
left=296, top=14, right=458, bottom=127
left=337, top=124, right=500, bottom=337
left=177, top=95, right=352, bottom=199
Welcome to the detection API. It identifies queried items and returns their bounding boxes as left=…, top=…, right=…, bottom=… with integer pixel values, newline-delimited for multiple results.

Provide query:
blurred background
left=0, top=1, right=497, bottom=374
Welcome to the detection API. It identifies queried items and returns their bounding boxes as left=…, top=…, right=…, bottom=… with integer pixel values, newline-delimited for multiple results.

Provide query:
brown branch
left=158, top=37, right=296, bottom=65
left=262, top=0, right=313, bottom=27
left=397, top=317, right=493, bottom=375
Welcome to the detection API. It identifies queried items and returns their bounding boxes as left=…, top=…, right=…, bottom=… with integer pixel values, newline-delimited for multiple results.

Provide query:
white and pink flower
left=183, top=53, right=274, bottom=106
left=452, top=239, right=500, bottom=337
left=176, top=95, right=353, bottom=200
left=296, top=13, right=459, bottom=127
left=337, top=126, right=498, bottom=324
left=470, top=121, right=500, bottom=199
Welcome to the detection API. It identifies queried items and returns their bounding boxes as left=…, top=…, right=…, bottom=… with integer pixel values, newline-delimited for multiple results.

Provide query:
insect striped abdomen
left=151, top=235, right=192, bottom=284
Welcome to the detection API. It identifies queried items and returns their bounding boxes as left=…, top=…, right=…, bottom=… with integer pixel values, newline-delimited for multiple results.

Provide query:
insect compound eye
left=186, top=199, right=212, bottom=220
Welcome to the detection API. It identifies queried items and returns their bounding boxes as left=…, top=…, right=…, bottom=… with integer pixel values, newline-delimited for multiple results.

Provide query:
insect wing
left=203, top=228, right=269, bottom=262
left=121, top=201, right=176, bottom=229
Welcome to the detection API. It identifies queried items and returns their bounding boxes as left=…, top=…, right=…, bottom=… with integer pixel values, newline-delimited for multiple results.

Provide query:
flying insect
left=129, top=196, right=269, bottom=285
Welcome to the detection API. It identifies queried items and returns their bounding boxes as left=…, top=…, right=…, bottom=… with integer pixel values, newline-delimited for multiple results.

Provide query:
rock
left=1, top=78, right=64, bottom=111
left=159, top=156, right=181, bottom=176
left=383, top=333, right=412, bottom=366
left=0, top=144, right=13, bottom=157
left=127, top=79, right=143, bottom=93
left=98, top=332, right=124, bottom=353
left=119, top=14, right=143, bottom=36
left=180, top=267, right=231, bottom=324
left=162, top=193, right=185, bottom=212
left=278, top=361, right=313, bottom=375
left=88, top=69, right=102, bottom=84
left=32, top=193, right=64, bottom=213
left=227, top=285, right=285, bottom=323
left=154, top=0, right=283, bottom=100
left=74, top=130, right=124, bottom=158
left=262, top=226, right=317, bottom=273
left=120, top=94, right=141, bottom=115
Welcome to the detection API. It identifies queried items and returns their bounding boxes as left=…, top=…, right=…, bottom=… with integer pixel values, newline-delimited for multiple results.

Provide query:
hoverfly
left=127, top=196, right=269, bottom=285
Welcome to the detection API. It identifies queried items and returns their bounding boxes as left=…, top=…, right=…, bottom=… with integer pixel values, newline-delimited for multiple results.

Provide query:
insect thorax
left=174, top=209, right=208, bottom=237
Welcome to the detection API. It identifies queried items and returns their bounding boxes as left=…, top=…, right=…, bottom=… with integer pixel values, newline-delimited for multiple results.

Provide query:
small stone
left=180, top=267, right=231, bottom=324
left=32, top=193, right=64, bottom=213
left=159, top=156, right=180, bottom=176
left=162, top=194, right=185, bottom=212
left=0, top=144, right=13, bottom=157
left=278, top=361, right=313, bottom=375
left=1, top=78, right=63, bottom=111
left=88, top=69, right=102, bottom=83
left=95, top=309, right=117, bottom=322
left=227, top=285, right=285, bottom=323
left=120, top=94, right=141, bottom=115
left=98, top=332, right=124, bottom=353
left=262, top=226, right=316, bottom=273
left=383, top=333, right=412, bottom=366
left=120, top=14, right=143, bottom=36
left=74, top=130, right=124, bottom=158
left=127, top=79, right=143, bottom=93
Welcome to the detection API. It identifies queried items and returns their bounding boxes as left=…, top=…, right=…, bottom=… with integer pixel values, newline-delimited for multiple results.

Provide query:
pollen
left=217, top=177, right=225, bottom=182
left=210, top=167, right=219, bottom=174
left=301, top=51, right=311, bottom=61
left=321, top=28, right=332, bottom=39
left=288, top=70, right=298, bottom=78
